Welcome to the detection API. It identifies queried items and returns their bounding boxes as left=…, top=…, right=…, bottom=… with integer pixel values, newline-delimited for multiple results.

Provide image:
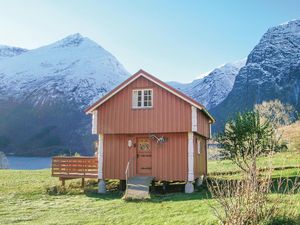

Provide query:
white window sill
left=132, top=107, right=153, bottom=110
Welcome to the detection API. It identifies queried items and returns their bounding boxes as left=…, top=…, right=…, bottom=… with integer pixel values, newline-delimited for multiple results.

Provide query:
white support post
left=98, top=134, right=103, bottom=179
left=191, top=106, right=197, bottom=132
left=187, top=132, right=194, bottom=181
left=98, top=134, right=106, bottom=193
left=92, top=110, right=98, bottom=134
left=185, top=132, right=195, bottom=193
left=209, top=123, right=212, bottom=139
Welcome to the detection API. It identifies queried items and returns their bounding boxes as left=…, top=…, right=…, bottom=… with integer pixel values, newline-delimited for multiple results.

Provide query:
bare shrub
left=208, top=147, right=225, bottom=160
left=208, top=164, right=300, bottom=225
left=254, top=99, right=298, bottom=128
left=210, top=111, right=300, bottom=224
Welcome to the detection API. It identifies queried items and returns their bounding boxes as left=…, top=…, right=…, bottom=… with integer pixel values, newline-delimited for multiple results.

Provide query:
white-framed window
left=197, top=139, right=201, bottom=154
left=132, top=89, right=153, bottom=108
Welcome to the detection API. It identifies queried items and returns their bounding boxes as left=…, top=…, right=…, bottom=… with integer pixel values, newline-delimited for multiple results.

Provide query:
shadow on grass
left=47, top=176, right=299, bottom=203
left=84, top=183, right=212, bottom=203
left=270, top=176, right=300, bottom=194
left=149, top=190, right=212, bottom=203
left=148, top=183, right=212, bottom=202
left=84, top=190, right=123, bottom=200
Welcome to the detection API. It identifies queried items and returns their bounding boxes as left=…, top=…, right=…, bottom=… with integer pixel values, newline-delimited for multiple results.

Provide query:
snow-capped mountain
left=0, top=33, right=128, bottom=107
left=211, top=19, right=300, bottom=132
left=0, top=45, right=27, bottom=60
left=0, top=33, right=129, bottom=156
left=169, top=59, right=246, bottom=109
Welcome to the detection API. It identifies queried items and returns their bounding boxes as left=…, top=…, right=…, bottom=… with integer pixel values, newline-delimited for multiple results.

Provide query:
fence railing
left=52, top=156, right=98, bottom=178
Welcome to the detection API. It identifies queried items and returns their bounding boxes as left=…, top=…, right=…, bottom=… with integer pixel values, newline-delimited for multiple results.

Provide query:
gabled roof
left=85, top=69, right=215, bottom=123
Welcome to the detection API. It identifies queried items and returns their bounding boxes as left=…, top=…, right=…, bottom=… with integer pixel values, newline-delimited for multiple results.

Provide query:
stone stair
left=123, top=176, right=154, bottom=200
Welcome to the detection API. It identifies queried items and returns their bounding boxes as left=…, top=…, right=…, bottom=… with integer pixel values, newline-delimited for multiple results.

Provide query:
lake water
left=6, top=156, right=52, bottom=170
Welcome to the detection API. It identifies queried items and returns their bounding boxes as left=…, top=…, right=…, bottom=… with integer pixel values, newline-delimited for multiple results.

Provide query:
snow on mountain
left=0, top=45, right=27, bottom=60
left=169, top=59, right=246, bottom=109
left=0, top=33, right=129, bottom=156
left=0, top=33, right=129, bottom=107
left=211, top=19, right=300, bottom=132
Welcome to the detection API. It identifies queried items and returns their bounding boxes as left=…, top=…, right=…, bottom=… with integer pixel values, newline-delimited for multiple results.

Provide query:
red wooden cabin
left=84, top=69, right=215, bottom=193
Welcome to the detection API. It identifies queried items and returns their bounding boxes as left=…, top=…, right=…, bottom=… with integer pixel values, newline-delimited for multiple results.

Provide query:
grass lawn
left=1, top=167, right=299, bottom=225
left=0, top=170, right=217, bottom=225
left=0, top=122, right=299, bottom=225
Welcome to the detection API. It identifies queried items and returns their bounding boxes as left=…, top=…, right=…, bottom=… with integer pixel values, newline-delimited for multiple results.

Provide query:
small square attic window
left=132, top=89, right=153, bottom=109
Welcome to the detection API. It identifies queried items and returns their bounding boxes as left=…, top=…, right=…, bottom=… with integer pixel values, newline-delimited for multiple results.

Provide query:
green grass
left=208, top=150, right=300, bottom=175
left=0, top=170, right=217, bottom=225
left=208, top=167, right=300, bottom=180
left=1, top=168, right=299, bottom=225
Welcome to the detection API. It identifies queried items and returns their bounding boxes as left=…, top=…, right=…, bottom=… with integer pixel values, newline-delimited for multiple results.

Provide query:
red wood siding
left=197, top=109, right=210, bottom=138
left=194, top=134, right=207, bottom=178
left=152, top=133, right=188, bottom=181
left=103, top=134, right=134, bottom=180
left=97, top=76, right=191, bottom=134
left=103, top=133, right=188, bottom=181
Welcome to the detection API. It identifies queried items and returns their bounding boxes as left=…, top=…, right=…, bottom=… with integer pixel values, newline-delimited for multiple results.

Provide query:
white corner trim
left=98, top=134, right=104, bottom=179
left=92, top=110, right=98, bottom=134
left=209, top=124, right=212, bottom=139
left=188, top=132, right=194, bottom=181
left=191, top=106, right=197, bottom=132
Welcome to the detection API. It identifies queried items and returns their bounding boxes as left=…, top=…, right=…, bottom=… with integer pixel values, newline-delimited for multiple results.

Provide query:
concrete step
left=123, top=176, right=154, bottom=200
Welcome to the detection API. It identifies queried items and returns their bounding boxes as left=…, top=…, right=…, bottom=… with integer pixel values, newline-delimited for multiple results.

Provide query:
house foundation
left=98, top=179, right=106, bottom=193
left=185, top=181, right=194, bottom=193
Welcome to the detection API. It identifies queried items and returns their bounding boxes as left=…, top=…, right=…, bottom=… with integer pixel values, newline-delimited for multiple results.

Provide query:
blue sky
left=0, top=0, right=299, bottom=82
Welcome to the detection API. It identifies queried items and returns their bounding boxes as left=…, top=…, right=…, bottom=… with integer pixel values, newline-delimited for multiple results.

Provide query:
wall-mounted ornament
left=149, top=134, right=168, bottom=144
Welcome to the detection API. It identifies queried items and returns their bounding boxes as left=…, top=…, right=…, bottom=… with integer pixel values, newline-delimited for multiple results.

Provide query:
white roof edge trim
left=86, top=72, right=204, bottom=114
left=142, top=74, right=203, bottom=110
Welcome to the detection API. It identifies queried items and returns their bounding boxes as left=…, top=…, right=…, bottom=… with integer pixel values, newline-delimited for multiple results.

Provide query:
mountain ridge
left=168, top=59, right=246, bottom=109
left=210, top=19, right=300, bottom=132
left=0, top=33, right=129, bottom=107
left=0, top=45, right=28, bottom=60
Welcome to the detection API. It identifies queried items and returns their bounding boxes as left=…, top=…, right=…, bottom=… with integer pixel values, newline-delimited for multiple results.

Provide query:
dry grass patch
left=279, top=120, right=300, bottom=153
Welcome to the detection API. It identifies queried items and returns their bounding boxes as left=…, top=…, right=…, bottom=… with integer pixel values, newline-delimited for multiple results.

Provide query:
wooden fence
left=52, top=156, right=98, bottom=179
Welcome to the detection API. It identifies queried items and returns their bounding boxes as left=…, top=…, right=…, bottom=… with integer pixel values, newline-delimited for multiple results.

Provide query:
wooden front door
left=137, top=137, right=152, bottom=175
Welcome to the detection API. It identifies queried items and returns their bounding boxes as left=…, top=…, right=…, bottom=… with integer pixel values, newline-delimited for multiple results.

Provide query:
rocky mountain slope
left=211, top=19, right=300, bottom=132
left=169, top=59, right=246, bottom=109
left=0, top=34, right=129, bottom=156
